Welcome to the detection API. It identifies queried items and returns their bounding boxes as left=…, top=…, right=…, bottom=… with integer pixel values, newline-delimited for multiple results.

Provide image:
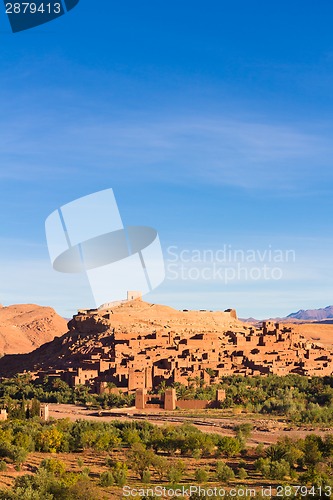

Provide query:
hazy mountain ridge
left=287, top=305, right=333, bottom=321
left=241, top=305, right=333, bottom=323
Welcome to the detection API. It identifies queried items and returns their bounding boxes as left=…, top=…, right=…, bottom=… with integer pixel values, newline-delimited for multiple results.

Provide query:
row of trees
left=255, top=434, right=333, bottom=486
left=4, top=372, right=333, bottom=423
left=0, top=374, right=135, bottom=410
left=0, top=418, right=245, bottom=457
left=160, top=374, right=333, bottom=423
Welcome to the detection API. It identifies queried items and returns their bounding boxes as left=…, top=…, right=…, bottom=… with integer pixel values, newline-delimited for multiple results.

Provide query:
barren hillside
left=2, top=300, right=333, bottom=379
left=284, top=322, right=333, bottom=349
left=0, top=300, right=241, bottom=376
left=0, top=304, right=67, bottom=355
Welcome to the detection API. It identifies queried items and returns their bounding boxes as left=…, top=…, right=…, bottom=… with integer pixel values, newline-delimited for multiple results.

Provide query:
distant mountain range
left=286, top=305, right=333, bottom=321
left=242, top=305, right=333, bottom=323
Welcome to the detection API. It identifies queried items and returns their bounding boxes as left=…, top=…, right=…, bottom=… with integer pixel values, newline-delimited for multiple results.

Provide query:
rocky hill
left=2, top=300, right=333, bottom=382
left=0, top=304, right=67, bottom=355
left=0, top=300, right=241, bottom=377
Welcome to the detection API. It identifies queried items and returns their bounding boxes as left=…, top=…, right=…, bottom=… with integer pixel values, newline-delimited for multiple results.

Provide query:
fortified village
left=3, top=291, right=333, bottom=411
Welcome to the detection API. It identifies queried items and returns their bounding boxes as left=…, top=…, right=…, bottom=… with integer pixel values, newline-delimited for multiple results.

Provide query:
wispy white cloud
left=0, top=103, right=332, bottom=192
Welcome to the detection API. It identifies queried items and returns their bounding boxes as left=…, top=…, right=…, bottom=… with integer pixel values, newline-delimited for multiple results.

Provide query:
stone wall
left=176, top=400, right=210, bottom=410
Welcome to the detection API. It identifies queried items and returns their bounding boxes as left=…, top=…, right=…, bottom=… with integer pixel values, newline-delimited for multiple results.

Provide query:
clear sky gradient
left=1, top=1, right=333, bottom=318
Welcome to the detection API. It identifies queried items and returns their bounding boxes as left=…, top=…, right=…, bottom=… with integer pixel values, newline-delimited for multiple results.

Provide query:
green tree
left=217, top=436, right=242, bottom=457
left=111, top=462, right=127, bottom=487
left=152, top=455, right=168, bottom=482
left=30, top=398, right=41, bottom=418
left=238, top=467, right=247, bottom=480
left=167, top=460, right=186, bottom=485
left=36, top=427, right=63, bottom=453
left=195, top=467, right=209, bottom=483
left=68, top=477, right=103, bottom=500
left=303, top=435, right=323, bottom=468
left=127, top=442, right=156, bottom=480
left=142, top=470, right=151, bottom=484
left=234, top=423, right=253, bottom=440
left=11, top=447, right=28, bottom=471
left=216, top=461, right=235, bottom=482
left=40, top=458, right=66, bottom=477
left=99, top=470, right=114, bottom=487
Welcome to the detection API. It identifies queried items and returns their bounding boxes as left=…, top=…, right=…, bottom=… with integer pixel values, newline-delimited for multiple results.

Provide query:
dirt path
left=48, top=404, right=333, bottom=446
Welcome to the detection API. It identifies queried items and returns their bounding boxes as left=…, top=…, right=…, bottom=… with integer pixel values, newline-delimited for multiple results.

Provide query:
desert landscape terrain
left=0, top=301, right=333, bottom=498
left=0, top=304, right=67, bottom=355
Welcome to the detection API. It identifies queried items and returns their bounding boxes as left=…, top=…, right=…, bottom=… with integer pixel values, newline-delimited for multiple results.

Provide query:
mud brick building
left=26, top=296, right=333, bottom=394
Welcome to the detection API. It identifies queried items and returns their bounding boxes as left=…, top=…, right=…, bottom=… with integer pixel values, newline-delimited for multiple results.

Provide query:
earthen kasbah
left=0, top=292, right=333, bottom=391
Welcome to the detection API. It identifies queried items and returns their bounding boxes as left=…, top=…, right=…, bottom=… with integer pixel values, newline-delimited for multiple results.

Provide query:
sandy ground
left=48, top=404, right=333, bottom=446
left=285, top=322, right=333, bottom=348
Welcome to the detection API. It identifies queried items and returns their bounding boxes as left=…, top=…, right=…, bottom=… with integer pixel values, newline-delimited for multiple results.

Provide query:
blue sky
left=1, top=0, right=333, bottom=318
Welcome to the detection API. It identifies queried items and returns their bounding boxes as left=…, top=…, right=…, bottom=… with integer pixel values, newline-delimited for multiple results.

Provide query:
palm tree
left=157, top=380, right=167, bottom=396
